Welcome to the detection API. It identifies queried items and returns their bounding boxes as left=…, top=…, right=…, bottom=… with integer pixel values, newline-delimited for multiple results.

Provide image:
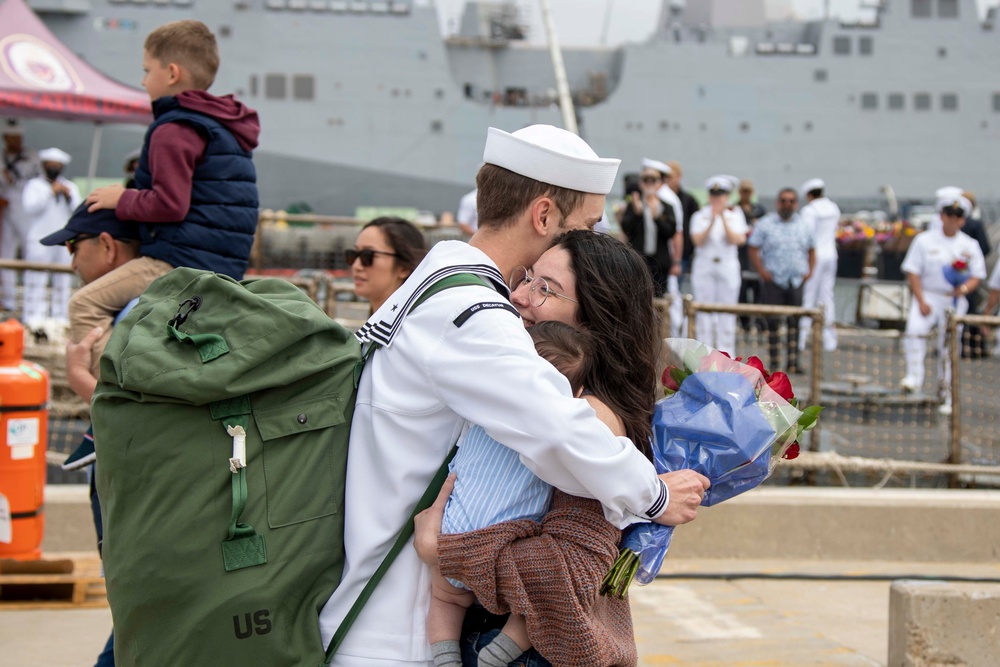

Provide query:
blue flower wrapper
left=942, top=264, right=969, bottom=307
left=601, top=339, right=803, bottom=596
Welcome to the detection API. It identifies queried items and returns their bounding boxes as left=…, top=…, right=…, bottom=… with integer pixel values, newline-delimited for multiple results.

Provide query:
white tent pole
left=86, top=122, right=103, bottom=194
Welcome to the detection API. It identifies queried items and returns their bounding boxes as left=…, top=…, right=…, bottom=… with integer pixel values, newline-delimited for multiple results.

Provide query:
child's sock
left=431, top=640, right=462, bottom=667
left=477, top=632, right=523, bottom=667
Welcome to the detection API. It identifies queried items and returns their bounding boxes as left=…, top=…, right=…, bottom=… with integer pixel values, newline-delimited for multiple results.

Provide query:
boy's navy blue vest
left=134, top=96, right=258, bottom=279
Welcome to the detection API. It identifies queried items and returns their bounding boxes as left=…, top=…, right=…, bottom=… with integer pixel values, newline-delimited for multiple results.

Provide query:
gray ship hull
left=22, top=0, right=1000, bottom=212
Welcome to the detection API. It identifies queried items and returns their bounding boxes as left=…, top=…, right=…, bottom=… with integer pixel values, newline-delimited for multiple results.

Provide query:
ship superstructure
left=18, top=0, right=1000, bottom=213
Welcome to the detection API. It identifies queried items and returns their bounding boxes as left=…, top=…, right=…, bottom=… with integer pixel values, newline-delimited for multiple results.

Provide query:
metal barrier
left=946, top=312, right=1000, bottom=485
left=679, top=298, right=1000, bottom=488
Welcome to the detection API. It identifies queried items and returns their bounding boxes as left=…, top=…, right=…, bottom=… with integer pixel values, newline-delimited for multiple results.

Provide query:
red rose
left=783, top=443, right=800, bottom=460
left=953, top=259, right=968, bottom=270
left=765, top=371, right=795, bottom=401
left=661, top=366, right=680, bottom=392
left=744, top=356, right=766, bottom=377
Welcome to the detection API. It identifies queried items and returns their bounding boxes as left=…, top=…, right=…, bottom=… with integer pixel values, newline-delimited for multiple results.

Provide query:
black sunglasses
left=778, top=197, right=797, bottom=204
left=941, top=206, right=966, bottom=218
left=345, top=248, right=400, bottom=267
left=640, top=176, right=661, bottom=184
left=65, top=234, right=98, bottom=253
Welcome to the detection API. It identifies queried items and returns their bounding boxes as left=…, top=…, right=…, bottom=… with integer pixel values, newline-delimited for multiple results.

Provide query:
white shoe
left=938, top=403, right=953, bottom=416
left=900, top=377, right=918, bottom=393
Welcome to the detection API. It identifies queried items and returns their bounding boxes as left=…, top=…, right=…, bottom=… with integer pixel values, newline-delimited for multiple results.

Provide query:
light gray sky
left=434, top=0, right=994, bottom=47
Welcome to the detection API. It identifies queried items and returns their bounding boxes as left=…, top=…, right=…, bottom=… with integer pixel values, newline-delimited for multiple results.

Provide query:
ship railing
left=675, top=297, right=1000, bottom=489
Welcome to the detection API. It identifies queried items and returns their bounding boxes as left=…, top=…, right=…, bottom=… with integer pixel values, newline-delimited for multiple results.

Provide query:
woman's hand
left=413, top=473, right=456, bottom=567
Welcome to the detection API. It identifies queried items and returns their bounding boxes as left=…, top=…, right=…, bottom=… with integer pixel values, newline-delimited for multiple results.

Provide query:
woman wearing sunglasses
left=416, top=229, right=663, bottom=667
left=346, top=217, right=427, bottom=313
left=619, top=163, right=677, bottom=296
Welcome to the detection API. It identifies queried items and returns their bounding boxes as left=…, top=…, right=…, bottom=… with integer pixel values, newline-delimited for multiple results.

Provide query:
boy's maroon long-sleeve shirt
left=116, top=90, right=260, bottom=223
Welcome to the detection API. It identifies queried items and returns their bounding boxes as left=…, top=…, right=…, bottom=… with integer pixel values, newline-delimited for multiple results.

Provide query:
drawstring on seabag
left=168, top=296, right=266, bottom=572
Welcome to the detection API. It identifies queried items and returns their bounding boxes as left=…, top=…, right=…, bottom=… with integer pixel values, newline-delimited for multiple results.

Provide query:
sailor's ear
left=529, top=196, right=557, bottom=237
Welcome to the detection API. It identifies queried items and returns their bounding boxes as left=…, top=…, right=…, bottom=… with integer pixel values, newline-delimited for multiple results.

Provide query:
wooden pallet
left=0, top=552, right=107, bottom=609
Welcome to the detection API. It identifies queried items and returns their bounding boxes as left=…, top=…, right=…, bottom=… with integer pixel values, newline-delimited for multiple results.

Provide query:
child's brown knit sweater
left=437, top=491, right=638, bottom=667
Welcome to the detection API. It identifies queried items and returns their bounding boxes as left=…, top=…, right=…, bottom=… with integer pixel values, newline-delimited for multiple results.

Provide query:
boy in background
left=80, top=19, right=259, bottom=373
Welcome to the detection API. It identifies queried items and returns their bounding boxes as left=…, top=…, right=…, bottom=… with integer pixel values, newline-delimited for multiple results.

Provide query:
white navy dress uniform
left=20, top=148, right=81, bottom=328
left=643, top=158, right=685, bottom=313
left=689, top=175, right=748, bottom=355
left=798, top=178, right=841, bottom=351
left=899, top=192, right=985, bottom=410
left=456, top=188, right=478, bottom=233
left=319, top=125, right=667, bottom=666
left=1, top=118, right=41, bottom=312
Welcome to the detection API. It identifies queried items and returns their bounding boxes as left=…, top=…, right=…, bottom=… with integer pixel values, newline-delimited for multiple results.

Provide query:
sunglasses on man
left=941, top=206, right=966, bottom=218
left=345, top=248, right=400, bottom=267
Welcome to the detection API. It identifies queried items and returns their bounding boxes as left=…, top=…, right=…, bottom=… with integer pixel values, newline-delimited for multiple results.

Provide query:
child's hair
left=528, top=321, right=594, bottom=397
left=145, top=20, right=220, bottom=91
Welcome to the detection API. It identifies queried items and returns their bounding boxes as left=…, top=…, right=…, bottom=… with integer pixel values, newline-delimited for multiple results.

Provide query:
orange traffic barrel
left=0, top=319, right=50, bottom=560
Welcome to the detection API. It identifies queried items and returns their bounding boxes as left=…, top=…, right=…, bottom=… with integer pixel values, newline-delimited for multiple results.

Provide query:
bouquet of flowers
left=600, top=339, right=822, bottom=598
left=942, top=258, right=970, bottom=307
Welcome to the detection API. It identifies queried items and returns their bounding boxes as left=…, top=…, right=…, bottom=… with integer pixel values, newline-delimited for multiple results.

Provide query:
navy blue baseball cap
left=40, top=203, right=142, bottom=246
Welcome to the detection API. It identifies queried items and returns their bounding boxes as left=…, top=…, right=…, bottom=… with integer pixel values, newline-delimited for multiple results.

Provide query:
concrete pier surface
left=5, top=485, right=999, bottom=666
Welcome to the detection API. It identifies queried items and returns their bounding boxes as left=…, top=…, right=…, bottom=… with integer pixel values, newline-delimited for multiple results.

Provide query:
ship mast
left=538, top=0, right=579, bottom=135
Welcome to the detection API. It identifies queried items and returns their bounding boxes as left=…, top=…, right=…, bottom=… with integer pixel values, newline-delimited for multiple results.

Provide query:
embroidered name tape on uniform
left=453, top=302, right=520, bottom=328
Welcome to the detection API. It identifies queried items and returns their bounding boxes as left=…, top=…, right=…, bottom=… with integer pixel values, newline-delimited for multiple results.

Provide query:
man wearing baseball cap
left=319, top=125, right=709, bottom=666
left=41, top=203, right=142, bottom=667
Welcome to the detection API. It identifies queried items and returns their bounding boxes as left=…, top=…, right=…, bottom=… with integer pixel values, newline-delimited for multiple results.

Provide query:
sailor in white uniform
left=1, top=118, right=41, bottom=313
left=20, top=147, right=81, bottom=330
left=319, top=125, right=709, bottom=666
left=689, top=175, right=748, bottom=355
left=899, top=192, right=985, bottom=414
left=647, top=158, right=686, bottom=327
left=797, top=178, right=841, bottom=351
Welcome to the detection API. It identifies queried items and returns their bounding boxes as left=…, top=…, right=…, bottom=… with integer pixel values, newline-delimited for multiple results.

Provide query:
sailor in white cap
left=1, top=118, right=42, bottom=314
left=621, top=159, right=680, bottom=295
left=19, top=147, right=81, bottom=332
left=898, top=190, right=985, bottom=414
left=688, top=174, right=749, bottom=354
left=798, top=178, right=842, bottom=351
left=319, top=124, right=709, bottom=667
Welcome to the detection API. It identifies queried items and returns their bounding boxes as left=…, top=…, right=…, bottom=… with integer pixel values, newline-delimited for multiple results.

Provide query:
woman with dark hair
left=347, top=216, right=426, bottom=312
left=416, top=230, right=662, bottom=667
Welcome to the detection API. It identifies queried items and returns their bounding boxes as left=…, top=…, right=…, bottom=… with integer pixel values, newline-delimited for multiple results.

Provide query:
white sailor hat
left=641, top=158, right=671, bottom=176
left=38, top=147, right=71, bottom=164
left=483, top=125, right=620, bottom=195
left=2, top=118, right=23, bottom=136
left=935, top=189, right=972, bottom=217
left=801, top=178, right=825, bottom=196
left=705, top=174, right=737, bottom=194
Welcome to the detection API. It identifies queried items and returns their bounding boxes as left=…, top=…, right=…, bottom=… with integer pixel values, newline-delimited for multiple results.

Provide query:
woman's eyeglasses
left=345, top=248, right=400, bottom=267
left=509, top=266, right=578, bottom=308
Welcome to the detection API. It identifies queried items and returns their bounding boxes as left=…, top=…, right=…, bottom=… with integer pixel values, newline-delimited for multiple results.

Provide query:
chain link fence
left=675, top=297, right=1000, bottom=488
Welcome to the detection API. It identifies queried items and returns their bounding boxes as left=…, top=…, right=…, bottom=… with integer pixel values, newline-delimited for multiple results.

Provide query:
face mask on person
left=45, top=166, right=62, bottom=180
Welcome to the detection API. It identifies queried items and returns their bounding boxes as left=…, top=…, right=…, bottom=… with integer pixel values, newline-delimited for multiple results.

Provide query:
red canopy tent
left=0, top=0, right=151, bottom=184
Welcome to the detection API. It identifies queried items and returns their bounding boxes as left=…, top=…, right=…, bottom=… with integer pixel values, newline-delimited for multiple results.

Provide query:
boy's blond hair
left=144, top=20, right=219, bottom=91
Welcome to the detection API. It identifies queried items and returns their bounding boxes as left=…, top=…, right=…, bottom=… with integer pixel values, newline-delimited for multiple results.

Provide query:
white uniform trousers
left=691, top=257, right=741, bottom=355
left=21, top=238, right=71, bottom=327
left=799, top=255, right=838, bottom=351
left=902, top=291, right=966, bottom=403
left=667, top=274, right=685, bottom=337
left=0, top=210, right=30, bottom=311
